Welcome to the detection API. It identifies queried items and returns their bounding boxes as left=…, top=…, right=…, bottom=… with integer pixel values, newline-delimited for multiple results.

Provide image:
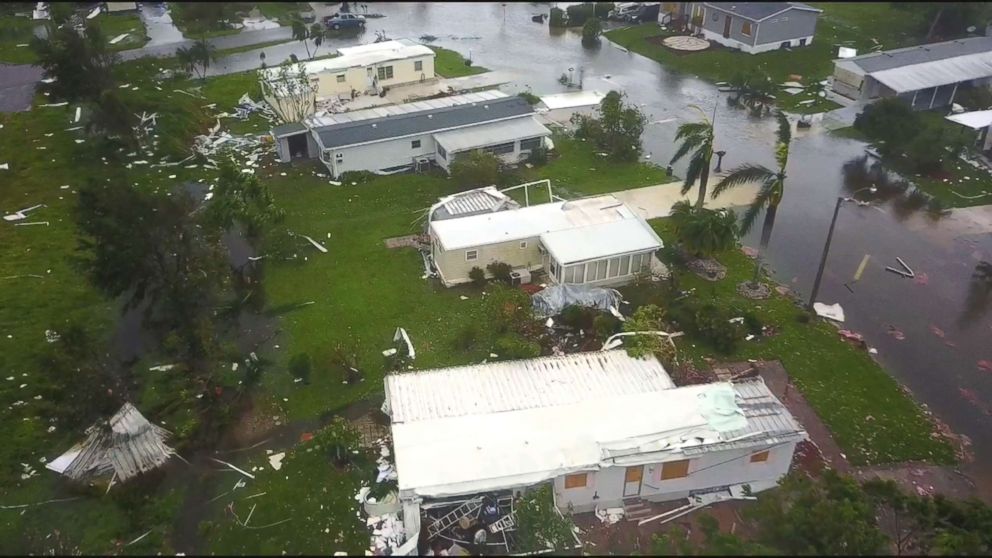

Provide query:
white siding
left=553, top=442, right=797, bottom=513
left=432, top=235, right=544, bottom=286
left=327, top=134, right=438, bottom=177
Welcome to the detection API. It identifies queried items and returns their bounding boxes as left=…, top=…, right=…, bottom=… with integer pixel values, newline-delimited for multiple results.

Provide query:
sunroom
left=540, top=219, right=663, bottom=287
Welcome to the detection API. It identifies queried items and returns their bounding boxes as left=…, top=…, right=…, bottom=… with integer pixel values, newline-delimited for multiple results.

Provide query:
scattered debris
left=886, top=325, right=906, bottom=341
left=813, top=302, right=845, bottom=322
left=928, top=324, right=945, bottom=339
left=3, top=204, right=45, bottom=222
left=108, top=33, right=130, bottom=45
left=210, top=457, right=255, bottom=479
left=393, top=328, right=415, bottom=359
left=268, top=452, right=286, bottom=471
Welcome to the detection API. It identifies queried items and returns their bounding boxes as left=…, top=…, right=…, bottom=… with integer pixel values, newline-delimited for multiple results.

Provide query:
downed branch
left=0, top=496, right=81, bottom=510
left=209, top=457, right=256, bottom=479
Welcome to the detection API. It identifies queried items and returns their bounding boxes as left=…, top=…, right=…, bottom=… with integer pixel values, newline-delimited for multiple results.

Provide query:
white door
left=623, top=466, right=643, bottom=497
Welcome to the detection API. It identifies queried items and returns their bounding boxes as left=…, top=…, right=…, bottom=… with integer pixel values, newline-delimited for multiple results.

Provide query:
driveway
left=611, top=179, right=760, bottom=220
left=0, top=63, right=44, bottom=113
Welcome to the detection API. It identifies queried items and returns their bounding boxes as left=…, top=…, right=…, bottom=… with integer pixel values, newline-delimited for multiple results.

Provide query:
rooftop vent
left=484, top=104, right=489, bottom=109
left=428, top=114, right=433, bottom=118
left=372, top=123, right=377, bottom=128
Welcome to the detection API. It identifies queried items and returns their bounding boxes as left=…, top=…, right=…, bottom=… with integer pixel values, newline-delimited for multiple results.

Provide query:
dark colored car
left=323, top=13, right=366, bottom=30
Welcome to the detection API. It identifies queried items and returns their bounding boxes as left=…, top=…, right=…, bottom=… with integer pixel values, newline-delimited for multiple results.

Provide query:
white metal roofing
left=429, top=195, right=636, bottom=251
left=431, top=186, right=517, bottom=221
left=335, top=38, right=420, bottom=56
left=305, top=90, right=508, bottom=128
left=869, top=50, right=992, bottom=93
left=260, top=40, right=433, bottom=81
left=539, top=90, right=606, bottom=110
left=946, top=109, right=992, bottom=130
left=386, top=354, right=806, bottom=498
left=540, top=218, right=663, bottom=265
left=384, top=352, right=675, bottom=423
left=433, top=117, right=551, bottom=153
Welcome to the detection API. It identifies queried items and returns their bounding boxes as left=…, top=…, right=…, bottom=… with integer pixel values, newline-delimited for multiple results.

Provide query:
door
left=623, top=466, right=643, bottom=497
left=723, top=15, right=731, bottom=38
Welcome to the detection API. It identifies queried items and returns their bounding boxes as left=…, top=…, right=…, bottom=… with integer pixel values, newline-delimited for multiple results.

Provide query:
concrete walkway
left=118, top=27, right=293, bottom=61
left=611, top=179, right=760, bottom=220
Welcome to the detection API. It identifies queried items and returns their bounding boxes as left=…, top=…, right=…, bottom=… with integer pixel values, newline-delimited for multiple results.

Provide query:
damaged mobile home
left=269, top=90, right=552, bottom=176
left=383, top=351, right=807, bottom=549
left=427, top=190, right=664, bottom=287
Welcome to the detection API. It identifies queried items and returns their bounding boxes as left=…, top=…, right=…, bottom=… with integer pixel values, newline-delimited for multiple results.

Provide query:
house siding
left=695, top=5, right=756, bottom=48
left=753, top=9, right=818, bottom=47
left=431, top=235, right=544, bottom=286
left=310, top=54, right=436, bottom=99
left=553, top=442, right=798, bottom=513
left=687, top=4, right=818, bottom=54
left=322, top=131, right=437, bottom=177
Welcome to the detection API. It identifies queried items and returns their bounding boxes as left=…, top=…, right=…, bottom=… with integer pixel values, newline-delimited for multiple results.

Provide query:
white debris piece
left=4, top=204, right=45, bottom=222
left=149, top=364, right=177, bottom=372
left=393, top=328, right=415, bottom=359
left=0, top=163, right=8, bottom=170
left=382, top=348, right=398, bottom=357
left=268, top=452, right=286, bottom=471
left=813, top=302, right=845, bottom=322
left=595, top=506, right=625, bottom=525
left=86, top=5, right=101, bottom=19
left=44, top=330, right=60, bottom=343
left=109, top=33, right=130, bottom=45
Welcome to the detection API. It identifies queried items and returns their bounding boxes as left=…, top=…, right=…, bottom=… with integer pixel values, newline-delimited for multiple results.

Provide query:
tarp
left=531, top=283, right=622, bottom=319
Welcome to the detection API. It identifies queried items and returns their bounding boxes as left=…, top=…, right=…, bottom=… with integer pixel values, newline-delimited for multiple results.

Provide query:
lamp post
left=806, top=186, right=877, bottom=312
left=714, top=150, right=726, bottom=173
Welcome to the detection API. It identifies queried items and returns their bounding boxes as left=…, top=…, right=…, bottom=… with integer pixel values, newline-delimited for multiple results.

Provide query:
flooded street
left=142, top=2, right=992, bottom=494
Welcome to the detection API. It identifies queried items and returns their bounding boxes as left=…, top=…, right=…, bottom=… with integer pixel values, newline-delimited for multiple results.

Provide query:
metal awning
left=870, top=51, right=992, bottom=93
left=433, top=117, right=550, bottom=153
left=946, top=109, right=992, bottom=130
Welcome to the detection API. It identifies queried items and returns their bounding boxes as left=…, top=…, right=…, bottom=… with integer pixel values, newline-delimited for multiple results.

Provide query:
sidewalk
left=611, top=179, right=760, bottom=220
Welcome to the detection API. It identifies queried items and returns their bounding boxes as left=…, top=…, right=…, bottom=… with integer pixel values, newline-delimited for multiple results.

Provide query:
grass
left=604, top=3, right=927, bottom=113
left=429, top=46, right=488, bottom=78
left=643, top=220, right=956, bottom=466
left=169, top=2, right=307, bottom=39
left=0, top=13, right=149, bottom=64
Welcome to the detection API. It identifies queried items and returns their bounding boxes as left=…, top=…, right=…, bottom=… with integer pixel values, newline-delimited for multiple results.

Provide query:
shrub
left=469, top=266, right=487, bottom=287
left=955, top=84, right=992, bottom=111
left=527, top=145, right=549, bottom=166
left=669, top=200, right=740, bottom=257
left=484, top=284, right=535, bottom=334
left=593, top=314, right=620, bottom=340
left=453, top=324, right=480, bottom=351
left=494, top=334, right=542, bottom=360
left=569, top=90, right=646, bottom=162
left=518, top=91, right=542, bottom=105
left=559, top=305, right=597, bottom=331
left=742, top=311, right=764, bottom=336
left=450, top=149, right=501, bottom=187
left=486, top=261, right=513, bottom=284
left=549, top=7, right=566, bottom=27
left=671, top=299, right=744, bottom=354
left=339, top=170, right=376, bottom=185
left=288, top=352, right=311, bottom=383
left=581, top=17, right=602, bottom=47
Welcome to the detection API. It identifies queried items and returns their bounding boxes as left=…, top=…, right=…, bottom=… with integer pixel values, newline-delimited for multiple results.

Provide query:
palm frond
left=681, top=152, right=706, bottom=195
left=775, top=111, right=792, bottom=147
left=739, top=179, right=777, bottom=235
left=674, top=121, right=710, bottom=140
left=710, top=163, right=775, bottom=199
left=670, top=134, right=704, bottom=165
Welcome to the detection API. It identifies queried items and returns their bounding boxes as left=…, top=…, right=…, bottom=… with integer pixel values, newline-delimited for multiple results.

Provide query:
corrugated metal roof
left=306, top=90, right=508, bottom=128
left=387, top=355, right=807, bottom=497
left=385, top=351, right=675, bottom=423
left=433, top=117, right=551, bottom=153
left=869, top=50, right=992, bottom=93
left=314, top=96, right=534, bottom=149
left=260, top=40, right=433, bottom=80
left=846, top=36, right=992, bottom=73
left=431, top=186, right=519, bottom=221
left=429, top=195, right=636, bottom=251
left=701, top=2, right=819, bottom=22
left=540, top=218, right=663, bottom=265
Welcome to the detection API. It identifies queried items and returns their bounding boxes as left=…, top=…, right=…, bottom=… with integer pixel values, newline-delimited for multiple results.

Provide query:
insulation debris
left=393, top=328, right=415, bottom=360
left=813, top=302, right=845, bottom=322
left=108, top=33, right=130, bottom=45
left=4, top=204, right=45, bottom=222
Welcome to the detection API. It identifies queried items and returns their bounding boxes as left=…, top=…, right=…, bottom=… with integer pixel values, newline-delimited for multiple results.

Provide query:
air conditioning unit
left=510, top=268, right=532, bottom=286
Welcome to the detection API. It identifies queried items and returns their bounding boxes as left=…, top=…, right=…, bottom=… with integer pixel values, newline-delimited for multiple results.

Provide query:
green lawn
left=429, top=46, right=488, bottom=78
left=642, top=220, right=956, bottom=466
left=168, top=2, right=307, bottom=39
left=604, top=3, right=927, bottom=113
left=0, top=13, right=149, bottom=64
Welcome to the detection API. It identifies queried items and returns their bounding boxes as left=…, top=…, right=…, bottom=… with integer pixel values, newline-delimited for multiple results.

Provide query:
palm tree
left=670, top=105, right=716, bottom=210
left=711, top=111, right=793, bottom=252
left=291, top=19, right=312, bottom=59
left=182, top=38, right=216, bottom=79
left=309, top=23, right=325, bottom=59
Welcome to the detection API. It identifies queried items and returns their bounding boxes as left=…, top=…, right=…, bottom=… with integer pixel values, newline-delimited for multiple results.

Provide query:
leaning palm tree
left=670, top=105, right=716, bottom=210
left=711, top=111, right=792, bottom=252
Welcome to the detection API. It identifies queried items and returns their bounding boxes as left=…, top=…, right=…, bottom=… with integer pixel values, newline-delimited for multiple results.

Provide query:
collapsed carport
left=271, top=122, right=317, bottom=163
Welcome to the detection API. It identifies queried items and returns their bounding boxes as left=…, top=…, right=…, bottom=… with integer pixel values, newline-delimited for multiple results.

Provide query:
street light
left=806, top=186, right=877, bottom=312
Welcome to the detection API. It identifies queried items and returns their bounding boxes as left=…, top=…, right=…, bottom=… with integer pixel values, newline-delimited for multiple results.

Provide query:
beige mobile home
left=384, top=351, right=807, bottom=547
left=260, top=39, right=436, bottom=115
left=428, top=194, right=663, bottom=287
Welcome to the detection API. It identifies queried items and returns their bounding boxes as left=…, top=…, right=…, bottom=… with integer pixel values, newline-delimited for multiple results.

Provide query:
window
left=377, top=65, right=394, bottom=80
left=565, top=264, right=585, bottom=283
left=336, top=74, right=346, bottom=83
left=520, top=241, right=528, bottom=249
left=595, top=259, right=608, bottom=281
left=741, top=21, right=752, bottom=36
left=465, top=250, right=478, bottom=261
left=619, top=255, right=631, bottom=276
left=335, top=152, right=343, bottom=160
left=437, top=144, right=447, bottom=160
left=414, top=60, right=423, bottom=72
left=750, top=450, right=770, bottom=463
left=608, top=257, right=620, bottom=278
left=411, top=139, right=422, bottom=149
left=520, top=137, right=543, bottom=151
left=564, top=473, right=587, bottom=489
left=483, top=142, right=515, bottom=155
left=661, top=459, right=690, bottom=480
left=799, top=37, right=807, bottom=46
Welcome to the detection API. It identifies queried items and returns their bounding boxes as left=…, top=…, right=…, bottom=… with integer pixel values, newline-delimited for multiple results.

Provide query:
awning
left=433, top=117, right=550, bottom=153
left=946, top=110, right=992, bottom=130
left=540, top=219, right=662, bottom=265
left=870, top=51, right=992, bottom=93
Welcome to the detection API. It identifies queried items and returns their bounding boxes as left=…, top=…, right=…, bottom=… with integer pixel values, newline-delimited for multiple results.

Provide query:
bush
left=742, top=311, right=764, bottom=336
left=484, top=284, right=535, bottom=334
left=559, top=305, right=597, bottom=331
left=288, top=352, right=311, bottom=383
left=494, top=334, right=542, bottom=360
left=593, top=313, right=620, bottom=340
left=338, top=170, right=376, bottom=185
left=527, top=145, right=549, bottom=166
left=469, top=266, right=487, bottom=287
left=670, top=299, right=744, bottom=354
left=453, top=324, right=480, bottom=351
left=669, top=200, right=740, bottom=257
left=954, top=85, right=992, bottom=111
left=549, top=7, right=566, bottom=27
left=581, top=17, right=602, bottom=47
left=486, top=261, right=513, bottom=284
left=450, top=149, right=501, bottom=187
left=566, top=3, right=613, bottom=26
left=518, top=91, right=542, bottom=105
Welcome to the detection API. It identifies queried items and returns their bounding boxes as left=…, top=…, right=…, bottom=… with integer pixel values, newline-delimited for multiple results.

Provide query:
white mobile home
left=260, top=39, right=436, bottom=113
left=428, top=194, right=663, bottom=287
left=384, top=351, right=807, bottom=543
left=271, top=90, right=552, bottom=176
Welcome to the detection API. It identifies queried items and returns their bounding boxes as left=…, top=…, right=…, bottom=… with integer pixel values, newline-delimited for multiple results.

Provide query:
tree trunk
left=695, top=156, right=710, bottom=209
left=925, top=7, right=945, bottom=42
left=759, top=203, right=778, bottom=249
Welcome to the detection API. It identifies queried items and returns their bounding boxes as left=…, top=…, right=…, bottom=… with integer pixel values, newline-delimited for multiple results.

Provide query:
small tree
left=32, top=19, right=119, bottom=103
left=184, top=38, right=216, bottom=79
left=486, top=261, right=513, bottom=284
left=670, top=105, right=716, bottom=209
left=260, top=61, right=318, bottom=123
left=469, top=266, right=487, bottom=287
left=571, top=90, right=647, bottom=161
left=549, top=7, right=566, bottom=27
left=291, top=18, right=326, bottom=60
left=206, top=160, right=286, bottom=243
left=621, top=305, right=680, bottom=370
left=581, top=17, right=602, bottom=47
left=669, top=200, right=739, bottom=257
left=450, top=149, right=501, bottom=187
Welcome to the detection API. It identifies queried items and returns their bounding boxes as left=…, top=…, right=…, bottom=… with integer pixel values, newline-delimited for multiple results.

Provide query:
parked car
left=323, top=12, right=366, bottom=30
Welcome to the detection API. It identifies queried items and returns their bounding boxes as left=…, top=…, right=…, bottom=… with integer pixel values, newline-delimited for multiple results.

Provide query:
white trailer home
left=428, top=193, right=663, bottom=287
left=383, top=351, right=807, bottom=544
left=270, top=90, right=552, bottom=176
left=260, top=39, right=436, bottom=114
